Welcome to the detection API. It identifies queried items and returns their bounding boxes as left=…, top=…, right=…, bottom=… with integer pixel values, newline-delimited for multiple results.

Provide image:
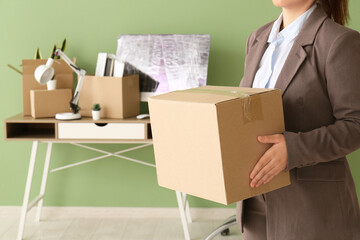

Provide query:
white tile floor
left=0, top=207, right=242, bottom=240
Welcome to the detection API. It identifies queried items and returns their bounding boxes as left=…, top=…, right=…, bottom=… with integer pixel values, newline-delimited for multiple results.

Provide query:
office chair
left=204, top=215, right=237, bottom=240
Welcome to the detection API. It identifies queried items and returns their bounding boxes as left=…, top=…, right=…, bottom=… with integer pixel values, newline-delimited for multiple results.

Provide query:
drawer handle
left=94, top=123, right=108, bottom=127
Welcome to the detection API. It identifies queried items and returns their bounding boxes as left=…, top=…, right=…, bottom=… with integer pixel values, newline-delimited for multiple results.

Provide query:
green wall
left=0, top=0, right=359, bottom=208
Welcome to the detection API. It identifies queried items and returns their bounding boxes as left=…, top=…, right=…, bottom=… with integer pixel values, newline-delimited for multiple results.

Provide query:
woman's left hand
left=250, top=134, right=288, bottom=188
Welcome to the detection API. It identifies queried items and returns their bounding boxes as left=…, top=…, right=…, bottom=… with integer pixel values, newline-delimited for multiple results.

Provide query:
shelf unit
left=4, top=113, right=152, bottom=142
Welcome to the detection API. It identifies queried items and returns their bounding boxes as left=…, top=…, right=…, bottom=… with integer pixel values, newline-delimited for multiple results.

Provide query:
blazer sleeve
left=284, top=30, right=360, bottom=171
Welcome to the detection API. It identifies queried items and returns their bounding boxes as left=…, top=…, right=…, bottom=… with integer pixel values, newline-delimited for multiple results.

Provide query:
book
left=113, top=60, right=125, bottom=77
left=95, top=53, right=108, bottom=76
left=104, top=58, right=112, bottom=76
left=109, top=58, right=115, bottom=77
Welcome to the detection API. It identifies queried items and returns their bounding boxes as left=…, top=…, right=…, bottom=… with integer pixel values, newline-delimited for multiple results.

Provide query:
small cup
left=92, top=110, right=101, bottom=120
left=47, top=80, right=57, bottom=90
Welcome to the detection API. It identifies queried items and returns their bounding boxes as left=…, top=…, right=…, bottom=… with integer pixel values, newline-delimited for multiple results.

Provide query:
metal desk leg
left=17, top=141, right=39, bottom=240
left=36, top=142, right=53, bottom=222
left=176, top=191, right=191, bottom=240
left=182, top=192, right=192, bottom=223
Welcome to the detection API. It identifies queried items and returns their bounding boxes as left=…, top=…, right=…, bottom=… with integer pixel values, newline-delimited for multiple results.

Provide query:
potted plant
left=7, top=39, right=67, bottom=74
left=47, top=74, right=57, bottom=90
left=92, top=103, right=101, bottom=120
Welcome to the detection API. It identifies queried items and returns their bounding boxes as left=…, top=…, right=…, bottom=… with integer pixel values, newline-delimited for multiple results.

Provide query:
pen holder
left=78, top=75, right=140, bottom=119
left=92, top=110, right=101, bottom=120
left=47, top=80, right=57, bottom=90
left=22, top=59, right=74, bottom=116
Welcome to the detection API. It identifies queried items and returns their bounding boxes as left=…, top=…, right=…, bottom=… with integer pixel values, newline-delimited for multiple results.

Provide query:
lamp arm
left=53, top=48, right=87, bottom=114
left=70, top=72, right=85, bottom=113
left=54, top=49, right=84, bottom=76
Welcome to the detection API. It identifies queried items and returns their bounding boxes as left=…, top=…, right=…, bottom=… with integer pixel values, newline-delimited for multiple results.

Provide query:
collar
left=268, top=4, right=317, bottom=43
left=252, top=3, right=328, bottom=47
left=295, top=3, right=328, bottom=46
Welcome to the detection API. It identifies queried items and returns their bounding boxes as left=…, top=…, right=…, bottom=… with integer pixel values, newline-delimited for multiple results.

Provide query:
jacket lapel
left=274, top=43, right=307, bottom=94
left=241, top=38, right=269, bottom=88
left=274, top=5, right=328, bottom=95
left=242, top=5, right=328, bottom=92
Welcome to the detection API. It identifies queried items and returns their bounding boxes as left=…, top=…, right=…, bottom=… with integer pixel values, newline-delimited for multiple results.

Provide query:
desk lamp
left=34, top=49, right=86, bottom=120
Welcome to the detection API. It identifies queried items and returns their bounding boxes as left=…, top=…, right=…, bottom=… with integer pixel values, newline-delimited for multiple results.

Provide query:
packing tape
left=243, top=95, right=263, bottom=123
left=181, top=88, right=250, bottom=98
left=180, top=88, right=263, bottom=123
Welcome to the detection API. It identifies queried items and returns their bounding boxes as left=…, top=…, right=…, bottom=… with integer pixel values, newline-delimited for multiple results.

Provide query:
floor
left=0, top=207, right=242, bottom=240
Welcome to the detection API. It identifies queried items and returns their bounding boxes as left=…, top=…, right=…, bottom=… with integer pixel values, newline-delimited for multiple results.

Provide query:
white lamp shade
left=34, top=58, right=55, bottom=85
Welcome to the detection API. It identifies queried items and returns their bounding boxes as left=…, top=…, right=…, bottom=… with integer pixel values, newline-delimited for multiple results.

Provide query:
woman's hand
left=250, top=134, right=288, bottom=188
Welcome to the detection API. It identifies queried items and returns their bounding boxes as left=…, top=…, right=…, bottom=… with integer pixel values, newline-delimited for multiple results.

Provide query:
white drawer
left=58, top=123, right=146, bottom=140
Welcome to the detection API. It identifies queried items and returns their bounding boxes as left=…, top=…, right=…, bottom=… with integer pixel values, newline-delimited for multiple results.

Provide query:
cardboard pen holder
left=22, top=59, right=74, bottom=116
left=78, top=75, right=140, bottom=119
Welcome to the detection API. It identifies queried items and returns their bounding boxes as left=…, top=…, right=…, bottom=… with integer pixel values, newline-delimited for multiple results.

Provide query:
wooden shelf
left=6, top=122, right=55, bottom=140
left=4, top=113, right=152, bottom=142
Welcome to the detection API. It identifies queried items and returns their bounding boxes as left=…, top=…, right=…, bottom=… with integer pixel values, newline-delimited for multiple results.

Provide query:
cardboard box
left=78, top=75, right=139, bottom=119
left=148, top=85, right=290, bottom=205
left=22, top=59, right=74, bottom=116
left=30, top=89, right=72, bottom=118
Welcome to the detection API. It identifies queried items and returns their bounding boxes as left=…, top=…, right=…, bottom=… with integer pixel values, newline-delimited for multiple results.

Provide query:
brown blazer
left=236, top=5, right=360, bottom=240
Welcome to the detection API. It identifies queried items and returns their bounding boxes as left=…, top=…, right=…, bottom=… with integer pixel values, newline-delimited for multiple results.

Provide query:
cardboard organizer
left=22, top=59, right=74, bottom=117
left=78, top=75, right=140, bottom=119
left=22, top=59, right=140, bottom=119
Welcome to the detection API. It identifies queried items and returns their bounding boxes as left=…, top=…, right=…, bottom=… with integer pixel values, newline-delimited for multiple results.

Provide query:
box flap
left=198, top=85, right=275, bottom=95
left=149, top=85, right=277, bottom=104
left=150, top=91, right=236, bottom=104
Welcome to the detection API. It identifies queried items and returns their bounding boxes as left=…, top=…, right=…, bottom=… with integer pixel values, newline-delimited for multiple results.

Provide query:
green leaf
left=34, top=48, right=42, bottom=59
left=61, top=38, right=67, bottom=52
left=51, top=44, right=57, bottom=58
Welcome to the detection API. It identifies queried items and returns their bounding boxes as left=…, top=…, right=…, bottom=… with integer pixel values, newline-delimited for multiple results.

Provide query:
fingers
left=251, top=135, right=282, bottom=179
left=263, top=174, right=275, bottom=185
left=250, top=148, right=272, bottom=180
left=255, top=166, right=280, bottom=187
left=258, top=134, right=282, bottom=144
left=250, top=158, right=275, bottom=188
left=250, top=160, right=285, bottom=188
left=250, top=156, right=287, bottom=188
left=250, top=134, right=288, bottom=188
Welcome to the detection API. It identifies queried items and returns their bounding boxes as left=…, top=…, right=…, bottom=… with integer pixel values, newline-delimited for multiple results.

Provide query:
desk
left=4, top=114, right=192, bottom=240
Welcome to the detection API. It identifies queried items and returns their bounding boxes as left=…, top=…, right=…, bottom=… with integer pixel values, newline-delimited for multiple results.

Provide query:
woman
left=236, top=0, right=360, bottom=239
